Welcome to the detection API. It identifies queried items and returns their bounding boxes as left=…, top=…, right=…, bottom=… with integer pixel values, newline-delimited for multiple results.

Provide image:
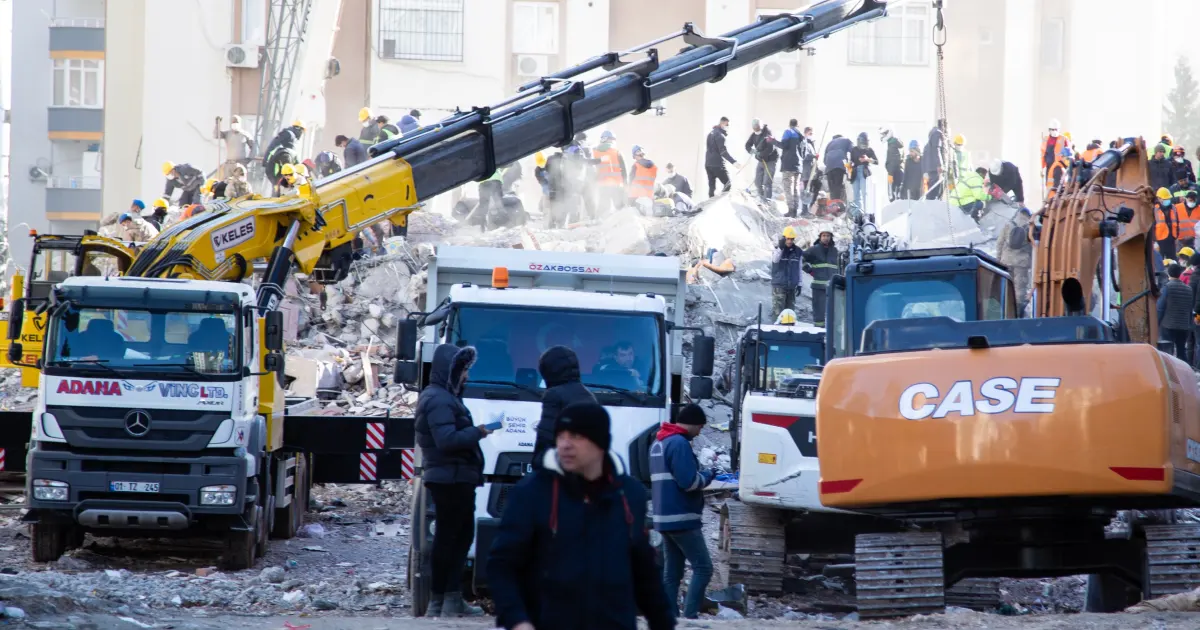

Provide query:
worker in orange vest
left=1156, top=187, right=1179, bottom=260
left=628, top=145, right=658, bottom=204
left=1175, top=189, right=1200, bottom=250
left=1041, top=119, right=1070, bottom=198
left=592, top=130, right=628, bottom=215
left=1080, top=140, right=1103, bottom=163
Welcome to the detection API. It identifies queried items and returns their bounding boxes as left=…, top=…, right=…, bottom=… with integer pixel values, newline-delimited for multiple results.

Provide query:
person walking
left=883, top=129, right=904, bottom=202
left=704, top=117, right=738, bottom=198
left=532, top=346, right=597, bottom=471
left=849, top=132, right=878, bottom=211
left=745, top=119, right=779, bottom=204
left=779, top=119, right=803, bottom=217
left=651, top=404, right=717, bottom=620
left=414, top=343, right=493, bottom=618
left=823, top=134, right=853, bottom=202
left=771, top=226, right=804, bottom=320
left=487, top=403, right=674, bottom=630
left=1158, top=263, right=1192, bottom=361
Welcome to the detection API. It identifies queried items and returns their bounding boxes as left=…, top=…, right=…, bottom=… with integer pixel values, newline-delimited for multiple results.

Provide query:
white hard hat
left=1048, top=118, right=1061, bottom=129
left=989, top=159, right=1004, bottom=176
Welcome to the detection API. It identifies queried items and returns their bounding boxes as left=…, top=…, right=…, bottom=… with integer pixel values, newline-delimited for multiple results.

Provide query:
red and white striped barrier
left=359, top=422, right=415, bottom=482
left=0, top=448, right=5, bottom=471
left=400, top=449, right=414, bottom=480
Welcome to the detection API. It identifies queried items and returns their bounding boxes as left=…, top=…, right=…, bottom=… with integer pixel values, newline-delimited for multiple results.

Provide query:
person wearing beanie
left=488, top=402, right=673, bottom=630
left=650, top=404, right=717, bottom=620
left=130, top=199, right=145, bottom=214
left=532, top=346, right=597, bottom=471
left=414, top=343, right=493, bottom=618
left=902, top=140, right=924, bottom=200
left=1150, top=143, right=1174, bottom=193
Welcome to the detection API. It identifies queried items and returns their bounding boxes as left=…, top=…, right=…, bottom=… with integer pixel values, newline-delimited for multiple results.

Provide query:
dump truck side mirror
left=7, top=299, right=23, bottom=341
left=397, top=318, right=418, bottom=361
left=689, top=376, right=714, bottom=400
left=7, top=342, right=22, bottom=365
left=691, top=335, right=715, bottom=377
left=264, top=311, right=284, bottom=351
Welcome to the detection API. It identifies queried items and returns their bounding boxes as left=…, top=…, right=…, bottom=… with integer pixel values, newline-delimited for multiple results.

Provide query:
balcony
left=50, top=17, right=105, bottom=54
left=46, top=184, right=103, bottom=223
left=48, top=108, right=103, bottom=140
left=47, top=176, right=101, bottom=190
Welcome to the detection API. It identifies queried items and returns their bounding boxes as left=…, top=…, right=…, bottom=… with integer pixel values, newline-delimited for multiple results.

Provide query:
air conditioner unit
left=516, top=54, right=549, bottom=78
left=755, top=60, right=798, bottom=91
left=225, top=44, right=261, bottom=69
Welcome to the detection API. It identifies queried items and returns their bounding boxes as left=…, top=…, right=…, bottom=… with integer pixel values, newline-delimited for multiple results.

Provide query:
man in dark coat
left=336, top=135, right=369, bottom=167
left=532, top=346, right=597, bottom=470
left=804, top=230, right=839, bottom=327
left=163, top=162, right=205, bottom=206
left=849, top=132, right=878, bottom=210
left=883, top=130, right=904, bottom=201
left=823, top=134, right=853, bottom=202
left=1158, top=263, right=1192, bottom=361
left=487, top=403, right=674, bottom=630
left=704, top=117, right=738, bottom=198
left=772, top=226, right=804, bottom=320
left=988, top=159, right=1025, bottom=204
left=779, top=119, right=803, bottom=217
left=415, top=344, right=493, bottom=618
left=1150, top=144, right=1174, bottom=194
left=922, top=121, right=947, bottom=200
left=745, top=119, right=779, bottom=204
left=265, top=122, right=305, bottom=194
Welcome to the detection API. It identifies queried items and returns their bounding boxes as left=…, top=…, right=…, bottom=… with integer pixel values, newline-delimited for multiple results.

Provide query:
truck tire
left=31, top=523, right=69, bottom=563
left=223, top=506, right=260, bottom=571
left=273, top=454, right=307, bottom=539
left=409, top=483, right=433, bottom=616
left=255, top=499, right=270, bottom=559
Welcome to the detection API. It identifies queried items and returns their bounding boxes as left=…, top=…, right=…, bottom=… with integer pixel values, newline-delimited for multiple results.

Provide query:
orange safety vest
left=630, top=162, right=657, bottom=198
left=1081, top=147, right=1102, bottom=163
left=1174, top=201, right=1200, bottom=240
left=593, top=147, right=623, bottom=186
left=1156, top=206, right=1175, bottom=241
left=1041, top=136, right=1069, bottom=170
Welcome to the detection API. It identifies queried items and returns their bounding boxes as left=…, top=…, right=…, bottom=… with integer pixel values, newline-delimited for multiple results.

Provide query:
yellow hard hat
left=1063, top=131, right=1072, bottom=141
left=1157, top=187, right=1173, bottom=201
left=358, top=107, right=372, bottom=123
left=281, top=163, right=296, bottom=176
left=777, top=309, right=797, bottom=325
left=201, top=178, right=216, bottom=194
left=152, top=198, right=168, bottom=209
left=535, top=152, right=547, bottom=168
left=1180, top=246, right=1196, bottom=259
left=161, top=161, right=175, bottom=176
left=295, top=163, right=309, bottom=177
left=292, top=119, right=306, bottom=129
left=1164, top=259, right=1177, bottom=267
left=953, top=134, right=965, bottom=146
left=782, top=225, right=798, bottom=239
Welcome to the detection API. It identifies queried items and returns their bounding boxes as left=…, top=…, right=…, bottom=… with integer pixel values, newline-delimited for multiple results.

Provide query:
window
left=1041, top=18, right=1064, bottom=71
left=242, top=0, right=267, bottom=45
left=977, top=268, right=1007, bottom=321
left=512, top=2, right=559, bottom=55
left=377, top=0, right=465, bottom=62
left=52, top=59, right=104, bottom=108
left=758, top=340, right=824, bottom=390
left=847, top=3, right=929, bottom=66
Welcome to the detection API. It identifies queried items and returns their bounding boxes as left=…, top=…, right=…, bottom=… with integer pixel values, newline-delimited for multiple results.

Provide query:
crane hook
left=932, top=0, right=947, bottom=47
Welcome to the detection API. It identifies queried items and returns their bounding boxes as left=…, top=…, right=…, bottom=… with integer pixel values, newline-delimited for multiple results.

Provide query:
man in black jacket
left=988, top=159, right=1025, bottom=205
left=163, top=162, right=205, bottom=206
left=336, top=135, right=369, bottom=167
left=804, top=231, right=839, bottom=327
left=533, top=346, right=597, bottom=470
left=922, top=121, right=947, bottom=200
left=704, top=117, right=738, bottom=198
left=1158, top=263, right=1192, bottom=361
left=487, top=403, right=674, bottom=630
left=746, top=119, right=779, bottom=204
left=772, top=226, right=804, bottom=319
left=883, top=130, right=904, bottom=202
left=779, top=120, right=803, bottom=217
left=415, top=344, right=493, bottom=618
left=823, top=135, right=853, bottom=202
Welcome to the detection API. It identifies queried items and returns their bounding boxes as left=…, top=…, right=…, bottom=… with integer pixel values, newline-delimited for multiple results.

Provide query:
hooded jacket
left=399, top=114, right=420, bottom=135
left=705, top=126, right=736, bottom=168
left=487, top=449, right=674, bottom=630
left=746, top=126, right=779, bottom=163
left=779, top=127, right=803, bottom=173
left=1150, top=147, right=1174, bottom=193
left=885, top=137, right=904, bottom=175
left=414, top=344, right=485, bottom=485
left=921, top=127, right=945, bottom=175
left=903, top=152, right=924, bottom=191
left=649, top=423, right=712, bottom=532
left=849, top=133, right=878, bottom=179
left=823, top=136, right=853, bottom=173
left=533, top=347, right=598, bottom=471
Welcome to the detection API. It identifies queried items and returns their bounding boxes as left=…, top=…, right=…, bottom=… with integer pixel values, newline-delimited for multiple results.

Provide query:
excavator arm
left=125, top=0, right=888, bottom=311
left=1033, top=137, right=1159, bottom=344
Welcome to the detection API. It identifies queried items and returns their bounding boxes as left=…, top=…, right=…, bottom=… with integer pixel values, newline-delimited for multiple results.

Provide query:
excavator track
left=944, top=578, right=1002, bottom=611
left=1144, top=523, right=1200, bottom=599
left=720, top=501, right=786, bottom=594
left=855, top=532, right=945, bottom=619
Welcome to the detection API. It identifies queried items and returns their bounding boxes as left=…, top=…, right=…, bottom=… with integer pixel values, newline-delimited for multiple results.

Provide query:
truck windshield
left=759, top=340, right=823, bottom=390
left=45, top=306, right=240, bottom=377
left=450, top=305, right=664, bottom=397
left=850, top=271, right=975, bottom=354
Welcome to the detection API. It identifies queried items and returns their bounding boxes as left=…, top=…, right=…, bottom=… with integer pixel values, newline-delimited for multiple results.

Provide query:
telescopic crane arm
left=125, top=0, right=888, bottom=312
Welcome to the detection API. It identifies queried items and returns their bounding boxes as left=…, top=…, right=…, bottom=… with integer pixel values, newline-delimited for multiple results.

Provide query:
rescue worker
left=265, top=120, right=305, bottom=194
left=628, top=145, right=658, bottom=204
left=213, top=115, right=257, bottom=179
left=746, top=119, right=779, bottom=204
left=804, top=230, right=839, bottom=327
left=225, top=163, right=252, bottom=199
left=145, top=198, right=170, bottom=230
left=823, top=134, right=853, bottom=202
left=988, top=159, right=1025, bottom=205
left=800, top=126, right=818, bottom=185
left=542, top=151, right=572, bottom=228
left=950, top=167, right=989, bottom=221
left=162, top=161, right=205, bottom=206
left=1081, top=140, right=1103, bottom=163
left=564, top=133, right=597, bottom=220
left=199, top=178, right=217, bottom=204
left=314, top=150, right=343, bottom=178
left=780, top=119, right=804, bottom=216
left=1158, top=263, right=1192, bottom=361
left=1170, top=168, right=1197, bottom=203
left=902, top=141, right=924, bottom=200
left=487, top=402, right=674, bottom=630
left=1156, top=187, right=1179, bottom=260
left=951, top=134, right=971, bottom=178
left=358, top=107, right=381, bottom=145
left=399, top=109, right=421, bottom=135
left=1041, top=119, right=1070, bottom=198
left=532, top=346, right=597, bottom=472
left=661, top=163, right=692, bottom=199
left=335, top=134, right=369, bottom=168
left=651, top=403, right=718, bottom=620
left=995, top=207, right=1034, bottom=315
left=1172, top=145, right=1197, bottom=187
left=849, top=132, right=879, bottom=211
left=592, top=131, right=628, bottom=215
left=376, top=115, right=400, bottom=142
left=129, top=199, right=145, bottom=217
left=922, top=121, right=946, bottom=200
left=704, top=117, right=737, bottom=198
left=1150, top=144, right=1174, bottom=193
left=416, top=344, right=491, bottom=618
left=210, top=181, right=228, bottom=201
left=883, top=128, right=904, bottom=202
left=468, top=165, right=510, bottom=231
left=118, top=212, right=159, bottom=243
left=1175, top=189, right=1200, bottom=251
left=534, top=151, right=550, bottom=214
left=771, top=226, right=804, bottom=319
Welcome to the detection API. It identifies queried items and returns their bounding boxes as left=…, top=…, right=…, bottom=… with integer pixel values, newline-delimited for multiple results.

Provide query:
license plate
left=110, top=481, right=160, bottom=493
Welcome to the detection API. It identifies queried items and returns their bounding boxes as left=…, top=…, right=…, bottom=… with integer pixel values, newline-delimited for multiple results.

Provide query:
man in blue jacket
left=488, top=403, right=674, bottom=630
left=650, top=404, right=718, bottom=620
left=779, top=119, right=803, bottom=217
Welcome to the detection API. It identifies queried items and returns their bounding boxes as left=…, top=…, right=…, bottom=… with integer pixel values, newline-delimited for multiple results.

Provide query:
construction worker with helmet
left=804, top=229, right=839, bottom=326
left=162, top=161, right=204, bottom=206
left=359, top=107, right=382, bottom=146
left=1175, top=189, right=1200, bottom=251
left=1155, top=187, right=1179, bottom=260
left=628, top=145, right=657, bottom=204
left=1041, top=119, right=1070, bottom=199
left=144, top=197, right=170, bottom=230
left=952, top=133, right=971, bottom=178
left=775, top=309, right=799, bottom=326
left=264, top=121, right=305, bottom=195
left=771, top=225, right=805, bottom=320
left=592, top=130, right=627, bottom=215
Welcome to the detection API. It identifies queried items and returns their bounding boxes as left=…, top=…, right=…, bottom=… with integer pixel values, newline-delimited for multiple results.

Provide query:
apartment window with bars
left=52, top=59, right=104, bottom=108
left=378, top=0, right=465, bottom=62
left=847, top=3, right=930, bottom=67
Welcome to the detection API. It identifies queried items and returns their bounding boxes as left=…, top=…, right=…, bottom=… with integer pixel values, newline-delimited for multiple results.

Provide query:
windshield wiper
left=133, top=363, right=219, bottom=379
left=583, top=383, right=648, bottom=404
left=53, top=358, right=120, bottom=376
left=467, top=379, right=544, bottom=398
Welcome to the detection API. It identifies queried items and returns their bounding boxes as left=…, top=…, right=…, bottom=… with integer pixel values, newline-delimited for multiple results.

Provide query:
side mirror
left=7, top=299, right=24, bottom=341
left=396, top=319, right=418, bottom=361
left=264, top=311, right=284, bottom=351
left=691, top=335, right=715, bottom=377
left=7, top=343, right=23, bottom=365
left=689, top=376, right=714, bottom=400
left=394, top=360, right=419, bottom=386
left=264, top=351, right=283, bottom=373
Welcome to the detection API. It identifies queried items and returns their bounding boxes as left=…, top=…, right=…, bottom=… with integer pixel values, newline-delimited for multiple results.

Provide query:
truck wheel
left=273, top=454, right=306, bottom=539
left=255, top=499, right=270, bottom=559
left=222, top=506, right=260, bottom=571
left=409, top=483, right=433, bottom=616
left=31, top=523, right=68, bottom=563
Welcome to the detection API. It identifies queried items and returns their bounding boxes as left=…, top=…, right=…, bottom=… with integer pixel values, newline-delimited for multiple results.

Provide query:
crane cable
left=932, top=0, right=957, bottom=244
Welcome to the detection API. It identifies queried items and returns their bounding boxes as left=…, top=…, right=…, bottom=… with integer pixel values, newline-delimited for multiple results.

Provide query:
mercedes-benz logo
left=124, top=410, right=151, bottom=438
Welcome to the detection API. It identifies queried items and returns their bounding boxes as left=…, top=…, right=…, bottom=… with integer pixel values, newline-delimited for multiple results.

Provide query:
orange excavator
left=816, top=137, right=1200, bottom=618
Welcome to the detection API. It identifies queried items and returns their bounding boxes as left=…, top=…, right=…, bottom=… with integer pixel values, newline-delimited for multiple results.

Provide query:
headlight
left=40, top=412, right=65, bottom=440
left=200, top=484, right=237, bottom=506
left=32, top=479, right=68, bottom=501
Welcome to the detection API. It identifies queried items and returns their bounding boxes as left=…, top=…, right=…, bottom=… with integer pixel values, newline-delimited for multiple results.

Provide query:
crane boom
left=125, top=0, right=887, bottom=312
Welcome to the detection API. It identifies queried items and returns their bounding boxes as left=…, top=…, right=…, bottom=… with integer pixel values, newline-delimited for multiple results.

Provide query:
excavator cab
left=824, top=246, right=1019, bottom=362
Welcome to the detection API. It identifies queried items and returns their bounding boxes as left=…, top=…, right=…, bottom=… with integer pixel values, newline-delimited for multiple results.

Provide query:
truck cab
left=394, top=246, right=715, bottom=614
